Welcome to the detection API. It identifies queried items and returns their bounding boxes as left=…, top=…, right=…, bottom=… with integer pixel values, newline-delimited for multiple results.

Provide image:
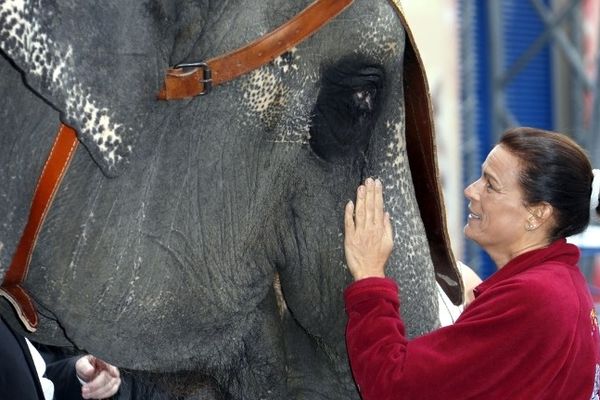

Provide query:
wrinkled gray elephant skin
left=0, top=1, right=457, bottom=399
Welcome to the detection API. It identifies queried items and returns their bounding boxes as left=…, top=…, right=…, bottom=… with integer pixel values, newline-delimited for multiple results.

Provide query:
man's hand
left=75, top=355, right=121, bottom=399
left=344, top=178, right=394, bottom=281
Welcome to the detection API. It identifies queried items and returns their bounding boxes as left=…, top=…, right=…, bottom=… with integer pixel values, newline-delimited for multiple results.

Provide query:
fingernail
left=366, top=178, right=373, bottom=185
left=375, top=179, right=382, bottom=187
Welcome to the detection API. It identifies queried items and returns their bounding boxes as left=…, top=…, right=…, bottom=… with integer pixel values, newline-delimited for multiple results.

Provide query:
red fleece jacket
left=345, top=239, right=600, bottom=400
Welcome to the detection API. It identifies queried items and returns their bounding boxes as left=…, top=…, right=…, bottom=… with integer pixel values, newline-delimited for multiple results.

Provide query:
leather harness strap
left=0, top=0, right=460, bottom=335
left=0, top=0, right=353, bottom=333
left=0, top=124, right=79, bottom=332
left=157, top=0, right=354, bottom=100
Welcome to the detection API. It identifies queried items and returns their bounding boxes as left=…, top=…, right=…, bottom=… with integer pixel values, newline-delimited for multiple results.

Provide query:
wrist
left=353, top=272, right=385, bottom=281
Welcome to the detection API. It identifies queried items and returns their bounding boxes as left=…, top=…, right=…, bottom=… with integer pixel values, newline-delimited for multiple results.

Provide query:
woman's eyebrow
left=483, top=171, right=500, bottom=185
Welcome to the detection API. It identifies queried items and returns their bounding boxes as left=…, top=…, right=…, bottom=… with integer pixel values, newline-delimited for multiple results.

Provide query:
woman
left=343, top=127, right=600, bottom=399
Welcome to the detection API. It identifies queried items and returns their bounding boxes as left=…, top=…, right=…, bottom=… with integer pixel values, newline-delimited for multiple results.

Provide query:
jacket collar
left=473, top=238, right=580, bottom=299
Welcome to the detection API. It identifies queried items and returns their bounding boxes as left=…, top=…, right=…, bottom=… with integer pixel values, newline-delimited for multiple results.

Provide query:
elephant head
left=0, top=0, right=460, bottom=398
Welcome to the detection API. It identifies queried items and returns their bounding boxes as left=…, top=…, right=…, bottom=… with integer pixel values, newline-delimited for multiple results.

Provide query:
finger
left=355, top=184, right=366, bottom=229
left=83, top=376, right=120, bottom=399
left=344, top=200, right=355, bottom=237
left=82, top=371, right=113, bottom=398
left=374, top=179, right=384, bottom=224
left=99, top=378, right=120, bottom=399
left=92, top=357, right=111, bottom=374
left=364, top=177, right=375, bottom=225
left=84, top=370, right=109, bottom=392
left=106, top=364, right=120, bottom=379
left=76, top=355, right=95, bottom=381
left=383, top=211, right=394, bottom=244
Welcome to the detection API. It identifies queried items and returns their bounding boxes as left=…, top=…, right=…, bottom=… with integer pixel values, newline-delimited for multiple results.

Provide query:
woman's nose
left=464, top=179, right=478, bottom=200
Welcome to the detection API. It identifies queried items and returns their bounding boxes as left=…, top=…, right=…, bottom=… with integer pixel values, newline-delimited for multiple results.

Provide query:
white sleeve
left=438, top=282, right=463, bottom=326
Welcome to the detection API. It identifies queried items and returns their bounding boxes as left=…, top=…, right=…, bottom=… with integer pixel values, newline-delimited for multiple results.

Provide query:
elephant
left=0, top=0, right=461, bottom=398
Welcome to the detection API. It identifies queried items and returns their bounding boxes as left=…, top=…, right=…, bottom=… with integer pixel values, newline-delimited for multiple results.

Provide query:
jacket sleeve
left=344, top=276, right=576, bottom=400
left=44, top=355, right=83, bottom=399
left=344, top=277, right=412, bottom=398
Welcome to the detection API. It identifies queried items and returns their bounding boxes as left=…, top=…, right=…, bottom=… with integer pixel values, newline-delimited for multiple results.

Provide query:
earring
left=525, top=222, right=535, bottom=231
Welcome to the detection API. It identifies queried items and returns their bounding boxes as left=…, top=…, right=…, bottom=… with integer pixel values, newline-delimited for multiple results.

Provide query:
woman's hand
left=344, top=178, right=394, bottom=281
left=76, top=355, right=121, bottom=399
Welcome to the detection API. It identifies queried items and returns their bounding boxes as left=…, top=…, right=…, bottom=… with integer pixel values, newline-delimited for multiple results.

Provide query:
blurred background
left=400, top=0, right=600, bottom=296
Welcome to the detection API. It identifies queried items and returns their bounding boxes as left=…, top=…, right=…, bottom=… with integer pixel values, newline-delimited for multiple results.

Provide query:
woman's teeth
left=468, top=212, right=481, bottom=220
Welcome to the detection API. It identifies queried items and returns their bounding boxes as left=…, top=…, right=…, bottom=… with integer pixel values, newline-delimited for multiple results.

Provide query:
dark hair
left=499, top=127, right=593, bottom=241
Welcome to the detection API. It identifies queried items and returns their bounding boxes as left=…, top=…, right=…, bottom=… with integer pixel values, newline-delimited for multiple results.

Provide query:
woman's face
left=464, top=145, right=532, bottom=261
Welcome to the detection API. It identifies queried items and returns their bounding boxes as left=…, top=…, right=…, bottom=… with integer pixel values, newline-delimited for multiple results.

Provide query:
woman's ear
left=527, top=202, right=554, bottom=230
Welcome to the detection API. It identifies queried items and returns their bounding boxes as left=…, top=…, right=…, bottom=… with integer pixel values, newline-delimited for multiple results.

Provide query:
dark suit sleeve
left=0, top=316, right=45, bottom=400
left=43, top=354, right=84, bottom=399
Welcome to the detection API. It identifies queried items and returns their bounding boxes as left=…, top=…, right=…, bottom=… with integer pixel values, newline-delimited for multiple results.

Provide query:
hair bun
left=593, top=169, right=599, bottom=223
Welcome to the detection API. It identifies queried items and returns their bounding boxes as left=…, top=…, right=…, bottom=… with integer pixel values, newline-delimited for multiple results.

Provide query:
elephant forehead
left=238, top=5, right=405, bottom=145
left=358, top=11, right=404, bottom=59
left=241, top=49, right=312, bottom=145
left=0, top=1, right=130, bottom=173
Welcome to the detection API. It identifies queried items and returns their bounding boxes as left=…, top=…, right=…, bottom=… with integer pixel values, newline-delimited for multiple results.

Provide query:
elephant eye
left=309, top=57, right=385, bottom=164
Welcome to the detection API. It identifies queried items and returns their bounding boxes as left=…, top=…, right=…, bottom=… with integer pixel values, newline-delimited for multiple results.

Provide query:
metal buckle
left=174, top=62, right=213, bottom=95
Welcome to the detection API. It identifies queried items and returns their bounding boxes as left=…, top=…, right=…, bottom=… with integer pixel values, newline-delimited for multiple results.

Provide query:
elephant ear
left=0, top=1, right=175, bottom=177
left=393, top=4, right=463, bottom=305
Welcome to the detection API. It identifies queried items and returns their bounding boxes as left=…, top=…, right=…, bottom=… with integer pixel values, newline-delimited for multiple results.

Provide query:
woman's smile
left=467, top=207, right=482, bottom=221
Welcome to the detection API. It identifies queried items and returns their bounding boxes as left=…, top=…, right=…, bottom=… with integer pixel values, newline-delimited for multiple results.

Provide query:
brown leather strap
left=0, top=123, right=79, bottom=332
left=158, top=0, right=354, bottom=100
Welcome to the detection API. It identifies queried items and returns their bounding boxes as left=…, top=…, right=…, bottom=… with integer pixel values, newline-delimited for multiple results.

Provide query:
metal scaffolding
left=460, top=0, right=600, bottom=276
